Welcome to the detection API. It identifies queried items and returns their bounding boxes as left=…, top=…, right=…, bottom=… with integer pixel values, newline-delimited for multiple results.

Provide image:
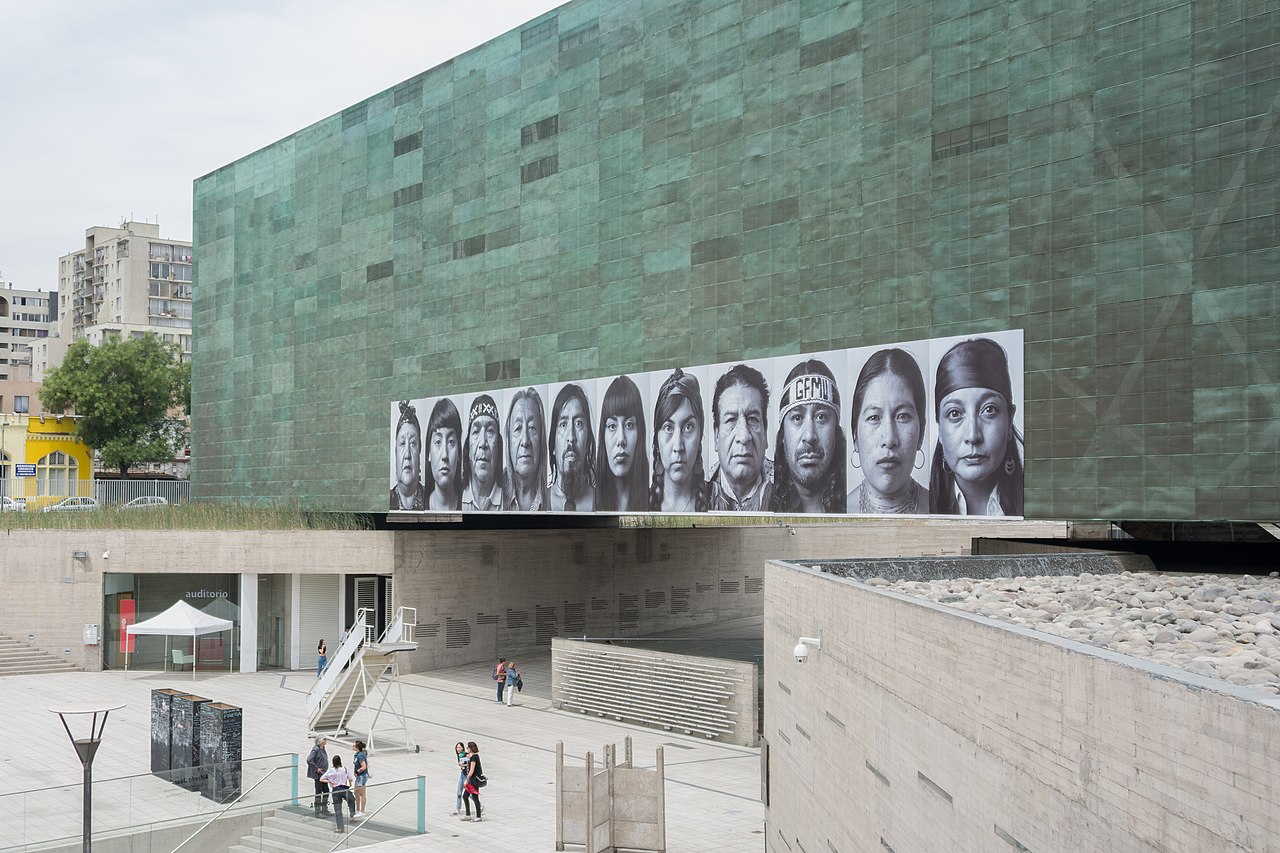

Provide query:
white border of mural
left=389, top=329, right=1024, bottom=517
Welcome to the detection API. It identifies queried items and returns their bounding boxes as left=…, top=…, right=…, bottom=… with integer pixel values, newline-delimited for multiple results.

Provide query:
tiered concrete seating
left=0, top=633, right=79, bottom=676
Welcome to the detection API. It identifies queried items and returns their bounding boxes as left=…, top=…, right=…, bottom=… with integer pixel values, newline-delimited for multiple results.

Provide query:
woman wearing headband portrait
left=649, top=368, right=708, bottom=513
left=847, top=348, right=930, bottom=514
left=596, top=375, right=649, bottom=513
left=929, top=337, right=1024, bottom=516
left=390, top=401, right=425, bottom=510
left=424, top=398, right=464, bottom=511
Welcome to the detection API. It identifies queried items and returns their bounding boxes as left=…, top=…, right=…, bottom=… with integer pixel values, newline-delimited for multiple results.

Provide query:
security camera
left=793, top=642, right=809, bottom=664
left=794, top=635, right=822, bottom=664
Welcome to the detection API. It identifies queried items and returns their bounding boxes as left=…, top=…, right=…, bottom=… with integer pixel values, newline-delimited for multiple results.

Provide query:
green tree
left=40, top=335, right=190, bottom=478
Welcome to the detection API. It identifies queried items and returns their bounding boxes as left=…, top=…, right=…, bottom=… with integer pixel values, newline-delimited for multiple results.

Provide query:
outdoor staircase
left=307, top=607, right=419, bottom=752
left=0, top=632, right=79, bottom=676
left=310, top=650, right=396, bottom=734
left=228, top=805, right=406, bottom=853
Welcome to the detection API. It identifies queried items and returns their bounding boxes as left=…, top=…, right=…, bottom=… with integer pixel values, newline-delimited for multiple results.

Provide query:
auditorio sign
left=389, top=329, right=1023, bottom=518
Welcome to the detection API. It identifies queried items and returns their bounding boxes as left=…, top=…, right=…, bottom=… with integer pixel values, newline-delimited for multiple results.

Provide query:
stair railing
left=329, top=776, right=426, bottom=851
left=307, top=608, right=369, bottom=714
left=377, top=606, right=417, bottom=645
left=169, top=756, right=299, bottom=853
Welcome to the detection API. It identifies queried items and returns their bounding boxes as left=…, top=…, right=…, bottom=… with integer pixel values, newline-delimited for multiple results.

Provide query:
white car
left=0, top=496, right=25, bottom=512
left=120, top=496, right=170, bottom=510
left=42, top=496, right=101, bottom=513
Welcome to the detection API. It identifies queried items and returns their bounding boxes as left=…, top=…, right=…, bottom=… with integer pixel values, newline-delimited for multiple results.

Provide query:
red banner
left=119, top=599, right=135, bottom=653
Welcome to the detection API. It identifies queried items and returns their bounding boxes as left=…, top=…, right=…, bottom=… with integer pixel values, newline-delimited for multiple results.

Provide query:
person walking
left=504, top=660, right=520, bottom=707
left=306, top=736, right=331, bottom=817
left=317, top=639, right=328, bottom=677
left=460, top=741, right=484, bottom=822
left=451, top=741, right=469, bottom=815
left=493, top=657, right=507, bottom=703
left=352, top=740, right=370, bottom=817
left=321, top=755, right=357, bottom=833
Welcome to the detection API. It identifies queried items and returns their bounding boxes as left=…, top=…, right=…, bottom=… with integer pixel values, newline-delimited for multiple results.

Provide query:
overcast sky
left=0, top=0, right=564, bottom=292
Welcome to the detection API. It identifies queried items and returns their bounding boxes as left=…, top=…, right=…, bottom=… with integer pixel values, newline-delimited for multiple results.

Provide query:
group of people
left=493, top=657, right=521, bottom=706
left=306, top=736, right=371, bottom=833
left=308, top=735, right=487, bottom=829
left=393, top=336, right=1023, bottom=518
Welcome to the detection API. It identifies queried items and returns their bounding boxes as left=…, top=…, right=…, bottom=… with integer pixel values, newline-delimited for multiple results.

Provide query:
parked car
left=0, top=496, right=26, bottom=512
left=120, top=496, right=169, bottom=510
left=42, top=496, right=101, bottom=513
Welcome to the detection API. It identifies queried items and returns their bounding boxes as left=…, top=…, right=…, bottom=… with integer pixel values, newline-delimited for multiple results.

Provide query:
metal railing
left=0, top=752, right=297, bottom=852
left=171, top=760, right=299, bottom=852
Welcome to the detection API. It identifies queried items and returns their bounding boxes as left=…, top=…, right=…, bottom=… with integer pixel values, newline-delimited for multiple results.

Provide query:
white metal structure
left=306, top=607, right=419, bottom=753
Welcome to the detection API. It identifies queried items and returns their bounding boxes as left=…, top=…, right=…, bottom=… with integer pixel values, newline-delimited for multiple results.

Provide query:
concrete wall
left=391, top=519, right=1065, bottom=671
left=0, top=518, right=1064, bottom=672
left=0, top=530, right=395, bottom=670
left=764, top=560, right=1280, bottom=853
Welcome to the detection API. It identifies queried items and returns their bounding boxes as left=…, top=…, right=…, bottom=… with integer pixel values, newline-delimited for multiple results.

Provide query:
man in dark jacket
left=307, top=736, right=331, bottom=816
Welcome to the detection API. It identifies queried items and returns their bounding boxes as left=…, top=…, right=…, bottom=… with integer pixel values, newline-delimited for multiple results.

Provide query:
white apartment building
left=0, top=276, right=55, bottom=386
left=55, top=221, right=192, bottom=365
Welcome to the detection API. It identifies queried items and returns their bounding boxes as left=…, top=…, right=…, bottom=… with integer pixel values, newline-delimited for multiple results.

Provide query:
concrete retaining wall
left=763, top=558, right=1280, bottom=853
left=0, top=518, right=1065, bottom=672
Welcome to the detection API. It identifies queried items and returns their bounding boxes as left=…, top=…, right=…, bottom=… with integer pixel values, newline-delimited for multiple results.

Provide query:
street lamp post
left=50, top=703, right=125, bottom=853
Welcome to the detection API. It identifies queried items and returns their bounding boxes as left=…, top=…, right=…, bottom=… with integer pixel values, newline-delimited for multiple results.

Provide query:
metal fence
left=0, top=477, right=190, bottom=508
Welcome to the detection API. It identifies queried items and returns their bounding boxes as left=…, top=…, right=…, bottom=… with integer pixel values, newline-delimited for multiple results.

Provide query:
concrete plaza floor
left=0, top=648, right=763, bottom=851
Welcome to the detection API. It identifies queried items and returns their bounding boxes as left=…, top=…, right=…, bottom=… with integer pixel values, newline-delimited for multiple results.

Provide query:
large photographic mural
left=390, top=330, right=1023, bottom=518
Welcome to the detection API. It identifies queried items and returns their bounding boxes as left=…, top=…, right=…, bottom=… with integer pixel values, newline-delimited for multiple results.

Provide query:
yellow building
left=0, top=413, right=92, bottom=508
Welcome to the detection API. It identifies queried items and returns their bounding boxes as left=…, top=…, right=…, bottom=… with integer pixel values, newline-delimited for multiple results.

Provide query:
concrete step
left=231, top=807, right=407, bottom=853
left=0, top=633, right=80, bottom=677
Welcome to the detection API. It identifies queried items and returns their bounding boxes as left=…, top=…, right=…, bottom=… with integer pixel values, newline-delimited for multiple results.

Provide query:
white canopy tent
left=125, top=600, right=234, bottom=681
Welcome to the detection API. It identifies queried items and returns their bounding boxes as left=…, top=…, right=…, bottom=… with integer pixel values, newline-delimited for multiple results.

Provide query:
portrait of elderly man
left=707, top=364, right=773, bottom=512
left=461, top=394, right=503, bottom=512
left=549, top=383, right=596, bottom=512
left=770, top=357, right=847, bottom=514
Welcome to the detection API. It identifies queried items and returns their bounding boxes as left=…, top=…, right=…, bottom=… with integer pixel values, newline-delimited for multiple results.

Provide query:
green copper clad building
left=193, top=0, right=1279, bottom=520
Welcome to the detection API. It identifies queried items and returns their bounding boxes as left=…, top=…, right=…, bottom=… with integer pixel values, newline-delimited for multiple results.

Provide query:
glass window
left=37, top=450, right=77, bottom=496
left=13, top=396, right=28, bottom=413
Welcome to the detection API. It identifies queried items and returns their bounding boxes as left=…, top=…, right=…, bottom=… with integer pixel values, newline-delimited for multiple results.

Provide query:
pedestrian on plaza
left=317, top=639, right=328, bottom=677
left=352, top=740, right=370, bottom=817
left=504, top=660, right=520, bottom=707
left=306, top=736, right=331, bottom=817
left=451, top=741, right=469, bottom=815
left=321, top=755, right=357, bottom=833
left=493, top=657, right=507, bottom=703
left=460, top=741, right=484, bottom=822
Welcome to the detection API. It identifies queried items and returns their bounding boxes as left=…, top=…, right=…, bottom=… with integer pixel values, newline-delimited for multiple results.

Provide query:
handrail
left=329, top=778, right=425, bottom=852
left=307, top=609, right=368, bottom=713
left=0, top=751, right=296, bottom=800
left=170, top=759, right=297, bottom=853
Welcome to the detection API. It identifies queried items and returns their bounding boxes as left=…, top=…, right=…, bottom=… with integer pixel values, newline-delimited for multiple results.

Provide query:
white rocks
left=881, top=570, right=1280, bottom=696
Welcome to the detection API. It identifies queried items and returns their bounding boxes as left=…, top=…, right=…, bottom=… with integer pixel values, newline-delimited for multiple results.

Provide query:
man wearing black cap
left=770, top=358, right=847, bottom=514
left=549, top=383, right=595, bottom=512
left=462, top=394, right=503, bottom=512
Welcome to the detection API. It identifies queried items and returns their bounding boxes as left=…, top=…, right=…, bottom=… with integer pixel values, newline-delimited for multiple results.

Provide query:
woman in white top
left=320, top=755, right=356, bottom=833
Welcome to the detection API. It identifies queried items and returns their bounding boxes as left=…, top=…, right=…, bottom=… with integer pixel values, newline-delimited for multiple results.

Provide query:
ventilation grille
left=553, top=643, right=750, bottom=740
